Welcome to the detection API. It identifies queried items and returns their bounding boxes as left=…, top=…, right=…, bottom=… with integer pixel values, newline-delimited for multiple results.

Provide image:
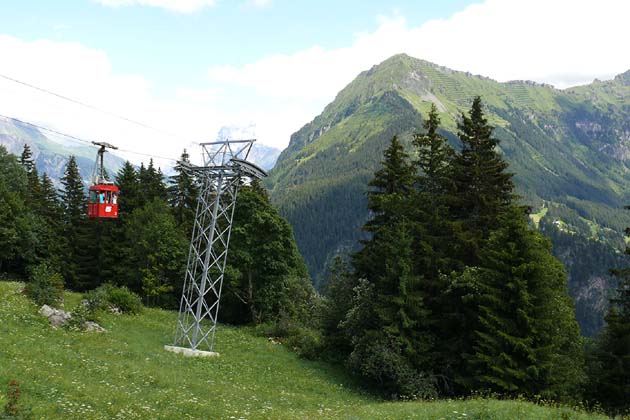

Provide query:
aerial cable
left=0, top=72, right=182, bottom=140
left=0, top=113, right=178, bottom=163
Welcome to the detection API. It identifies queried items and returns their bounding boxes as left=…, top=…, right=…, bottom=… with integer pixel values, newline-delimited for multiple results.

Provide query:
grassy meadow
left=0, top=282, right=612, bottom=420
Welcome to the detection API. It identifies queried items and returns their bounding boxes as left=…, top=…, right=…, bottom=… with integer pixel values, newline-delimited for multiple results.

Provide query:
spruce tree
left=348, top=136, right=436, bottom=397
left=589, top=222, right=630, bottom=414
left=116, top=161, right=141, bottom=216
left=59, top=156, right=87, bottom=289
left=19, top=144, right=42, bottom=211
left=168, top=149, right=199, bottom=238
left=354, top=136, right=416, bottom=286
left=466, top=207, right=583, bottom=396
left=0, top=146, right=30, bottom=274
left=451, top=96, right=515, bottom=265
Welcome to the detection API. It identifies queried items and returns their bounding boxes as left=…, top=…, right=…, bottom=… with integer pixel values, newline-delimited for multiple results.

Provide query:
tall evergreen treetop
left=413, top=104, right=454, bottom=197
left=451, top=97, right=515, bottom=265
left=168, top=149, right=199, bottom=237
left=363, top=135, right=415, bottom=234
left=453, top=96, right=515, bottom=219
left=116, top=161, right=140, bottom=216
left=60, top=155, right=86, bottom=224
left=19, top=144, right=35, bottom=173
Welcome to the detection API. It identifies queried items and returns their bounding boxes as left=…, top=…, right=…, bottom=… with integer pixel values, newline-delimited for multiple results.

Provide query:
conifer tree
left=466, top=207, right=583, bottom=396
left=589, top=220, right=630, bottom=414
left=140, top=159, right=167, bottom=203
left=222, top=182, right=313, bottom=324
left=451, top=96, right=515, bottom=265
left=353, top=136, right=415, bottom=286
left=19, top=144, right=42, bottom=211
left=0, top=146, right=30, bottom=274
left=168, top=149, right=199, bottom=238
left=59, top=156, right=87, bottom=289
left=116, top=161, right=141, bottom=216
left=19, top=144, right=35, bottom=173
left=348, top=136, right=436, bottom=397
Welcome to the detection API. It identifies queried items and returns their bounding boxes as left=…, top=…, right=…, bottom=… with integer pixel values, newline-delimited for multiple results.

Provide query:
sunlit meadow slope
left=0, top=282, right=611, bottom=420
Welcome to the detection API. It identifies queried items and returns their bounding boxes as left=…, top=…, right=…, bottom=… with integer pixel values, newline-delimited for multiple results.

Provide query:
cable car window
left=90, top=191, right=98, bottom=203
left=112, top=193, right=118, bottom=204
left=106, top=191, right=112, bottom=204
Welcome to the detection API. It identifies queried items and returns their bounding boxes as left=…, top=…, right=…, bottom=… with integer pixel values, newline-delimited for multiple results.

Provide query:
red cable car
left=88, top=141, right=119, bottom=219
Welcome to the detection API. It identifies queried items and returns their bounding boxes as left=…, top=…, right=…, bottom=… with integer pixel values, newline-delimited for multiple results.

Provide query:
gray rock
left=39, top=304, right=72, bottom=328
left=38, top=305, right=55, bottom=318
left=84, top=321, right=106, bottom=333
left=49, top=314, right=67, bottom=328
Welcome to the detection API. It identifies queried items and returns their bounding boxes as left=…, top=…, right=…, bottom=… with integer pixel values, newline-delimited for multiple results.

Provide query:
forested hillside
left=0, top=144, right=315, bottom=327
left=267, top=53, right=630, bottom=335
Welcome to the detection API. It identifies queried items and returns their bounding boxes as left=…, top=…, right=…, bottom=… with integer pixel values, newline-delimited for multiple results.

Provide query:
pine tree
left=139, top=159, right=166, bottom=203
left=19, top=144, right=35, bottom=173
left=168, top=149, right=199, bottom=238
left=354, top=136, right=415, bottom=282
left=466, top=207, right=583, bottom=396
left=451, top=96, right=515, bottom=265
left=116, top=161, right=140, bottom=216
left=19, top=144, right=42, bottom=211
left=124, top=198, right=187, bottom=306
left=0, top=146, right=30, bottom=274
left=589, top=221, right=630, bottom=414
left=413, top=104, right=454, bottom=198
left=347, top=136, right=436, bottom=397
left=59, top=156, right=87, bottom=289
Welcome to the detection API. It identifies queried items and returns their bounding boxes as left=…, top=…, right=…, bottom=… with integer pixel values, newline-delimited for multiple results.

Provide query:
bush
left=64, top=304, right=92, bottom=331
left=347, top=332, right=437, bottom=400
left=84, top=284, right=142, bottom=315
left=23, top=262, right=64, bottom=306
left=106, top=286, right=142, bottom=314
left=284, top=327, right=321, bottom=360
left=254, top=320, right=322, bottom=360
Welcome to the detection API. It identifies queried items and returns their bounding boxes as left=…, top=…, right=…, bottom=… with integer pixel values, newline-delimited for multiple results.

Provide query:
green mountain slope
left=0, top=281, right=610, bottom=419
left=0, top=116, right=125, bottom=187
left=267, top=54, right=630, bottom=335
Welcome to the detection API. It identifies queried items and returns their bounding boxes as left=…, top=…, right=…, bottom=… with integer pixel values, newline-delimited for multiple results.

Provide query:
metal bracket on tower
left=166, top=139, right=266, bottom=357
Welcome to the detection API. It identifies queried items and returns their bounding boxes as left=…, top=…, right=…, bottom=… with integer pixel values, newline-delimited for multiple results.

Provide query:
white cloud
left=245, top=0, right=272, bottom=8
left=0, top=35, right=223, bottom=167
left=96, top=0, right=215, bottom=14
left=1, top=0, right=629, bottom=164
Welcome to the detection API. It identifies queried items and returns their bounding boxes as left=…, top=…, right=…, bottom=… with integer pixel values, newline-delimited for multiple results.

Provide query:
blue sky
left=0, top=0, right=477, bottom=93
left=0, top=0, right=628, bottom=165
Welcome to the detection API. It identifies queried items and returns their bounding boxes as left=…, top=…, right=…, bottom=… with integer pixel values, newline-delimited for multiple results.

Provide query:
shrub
left=64, top=304, right=92, bottom=331
left=347, top=332, right=437, bottom=400
left=23, top=262, right=64, bottom=306
left=284, top=327, right=321, bottom=360
left=83, top=286, right=110, bottom=313
left=84, top=284, right=142, bottom=315
left=106, top=285, right=142, bottom=314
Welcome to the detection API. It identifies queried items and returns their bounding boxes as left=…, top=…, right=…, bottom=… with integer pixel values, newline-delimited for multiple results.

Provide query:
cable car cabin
left=88, top=184, right=119, bottom=219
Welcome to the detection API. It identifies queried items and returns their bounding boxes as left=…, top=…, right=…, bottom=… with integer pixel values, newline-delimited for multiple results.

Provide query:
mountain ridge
left=267, top=54, right=630, bottom=336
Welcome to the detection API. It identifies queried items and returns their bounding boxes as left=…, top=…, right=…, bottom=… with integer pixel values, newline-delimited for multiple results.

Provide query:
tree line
left=0, top=145, right=315, bottom=327
left=317, top=98, right=628, bottom=413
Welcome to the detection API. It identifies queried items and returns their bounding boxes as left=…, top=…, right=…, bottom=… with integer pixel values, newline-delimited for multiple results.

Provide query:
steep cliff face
left=267, top=54, right=630, bottom=335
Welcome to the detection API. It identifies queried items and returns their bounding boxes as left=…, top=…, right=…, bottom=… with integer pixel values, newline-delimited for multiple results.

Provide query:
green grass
left=0, top=282, right=612, bottom=420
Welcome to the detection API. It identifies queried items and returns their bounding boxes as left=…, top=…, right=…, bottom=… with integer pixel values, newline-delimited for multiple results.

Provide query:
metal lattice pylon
left=171, top=139, right=266, bottom=353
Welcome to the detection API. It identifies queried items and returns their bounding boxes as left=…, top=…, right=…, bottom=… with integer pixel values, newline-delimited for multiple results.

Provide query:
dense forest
left=0, top=145, right=316, bottom=328
left=315, top=99, right=628, bottom=413
left=0, top=99, right=628, bottom=415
